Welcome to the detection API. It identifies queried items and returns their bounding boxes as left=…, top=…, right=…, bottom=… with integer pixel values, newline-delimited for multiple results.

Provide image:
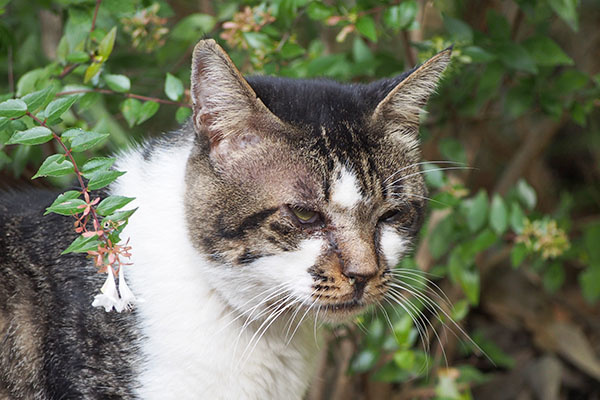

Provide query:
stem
left=56, top=89, right=190, bottom=107
left=26, top=111, right=105, bottom=242
left=8, top=45, right=14, bottom=95
left=90, top=0, right=102, bottom=34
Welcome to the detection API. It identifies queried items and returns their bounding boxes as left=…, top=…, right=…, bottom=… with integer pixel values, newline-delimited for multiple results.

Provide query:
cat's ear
left=371, top=48, right=452, bottom=137
left=190, top=39, right=280, bottom=152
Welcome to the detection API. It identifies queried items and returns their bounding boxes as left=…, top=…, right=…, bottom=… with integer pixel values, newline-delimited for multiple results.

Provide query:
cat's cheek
left=379, top=226, right=408, bottom=267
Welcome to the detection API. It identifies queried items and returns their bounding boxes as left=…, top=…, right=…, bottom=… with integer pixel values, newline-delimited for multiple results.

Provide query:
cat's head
left=184, top=39, right=450, bottom=323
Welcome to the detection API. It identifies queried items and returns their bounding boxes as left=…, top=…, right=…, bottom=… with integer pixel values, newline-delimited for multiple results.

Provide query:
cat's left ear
left=371, top=48, right=452, bottom=136
left=190, top=39, right=282, bottom=154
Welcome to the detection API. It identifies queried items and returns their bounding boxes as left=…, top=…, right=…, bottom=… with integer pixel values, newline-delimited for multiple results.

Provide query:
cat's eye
left=379, top=206, right=416, bottom=227
left=288, top=206, right=322, bottom=225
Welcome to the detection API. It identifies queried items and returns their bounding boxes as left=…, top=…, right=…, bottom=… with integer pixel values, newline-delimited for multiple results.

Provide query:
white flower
left=92, top=266, right=121, bottom=312
left=116, top=264, right=136, bottom=312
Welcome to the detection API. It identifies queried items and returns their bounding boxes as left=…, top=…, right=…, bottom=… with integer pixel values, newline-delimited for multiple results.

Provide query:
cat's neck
left=111, top=135, right=320, bottom=399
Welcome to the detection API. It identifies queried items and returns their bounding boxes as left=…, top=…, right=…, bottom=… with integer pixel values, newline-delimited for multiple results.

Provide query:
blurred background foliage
left=1, top=0, right=599, bottom=399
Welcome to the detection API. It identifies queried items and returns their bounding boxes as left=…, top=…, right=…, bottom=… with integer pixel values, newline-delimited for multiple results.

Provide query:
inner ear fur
left=372, top=48, right=452, bottom=134
left=190, top=39, right=282, bottom=150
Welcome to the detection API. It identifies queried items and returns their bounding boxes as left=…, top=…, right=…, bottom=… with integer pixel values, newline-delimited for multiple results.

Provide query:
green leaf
left=351, top=349, right=379, bottom=373
left=32, top=154, right=74, bottom=179
left=0, top=99, right=27, bottom=118
left=171, top=14, right=216, bottom=41
left=506, top=81, right=534, bottom=118
left=98, top=26, right=117, bottom=59
left=511, top=242, right=528, bottom=268
left=280, top=42, right=305, bottom=59
left=165, top=73, right=184, bottom=101
left=243, top=32, right=272, bottom=49
left=356, top=15, right=377, bottom=42
left=8, top=126, right=53, bottom=145
left=84, top=62, right=102, bottom=83
left=429, top=214, right=455, bottom=259
left=103, top=207, right=137, bottom=222
left=462, top=46, right=496, bottom=63
left=451, top=299, right=469, bottom=321
left=439, top=138, right=467, bottom=164
left=80, top=157, right=116, bottom=177
left=443, top=15, right=473, bottom=43
left=554, top=70, right=588, bottom=93
left=306, top=2, right=333, bottom=20
left=393, top=350, right=415, bottom=370
left=120, top=98, right=141, bottom=127
left=493, top=43, right=537, bottom=74
left=579, top=263, right=600, bottom=303
left=21, top=86, right=55, bottom=112
left=45, top=96, right=78, bottom=122
left=548, top=0, right=579, bottom=31
left=44, top=191, right=80, bottom=215
left=522, top=36, right=573, bottom=66
left=543, top=262, right=565, bottom=293
left=383, top=1, right=417, bottom=30
left=96, top=195, right=135, bottom=216
left=45, top=197, right=86, bottom=216
left=422, top=162, right=446, bottom=189
left=87, top=170, right=125, bottom=190
left=137, top=101, right=159, bottom=124
left=459, top=268, right=480, bottom=305
left=464, top=190, right=489, bottom=232
left=62, top=234, right=101, bottom=255
left=489, top=194, right=508, bottom=235
left=516, top=179, right=536, bottom=210
left=66, top=50, right=90, bottom=63
left=104, top=74, right=131, bottom=93
left=70, top=130, right=110, bottom=152
left=509, top=202, right=525, bottom=233
left=175, top=106, right=192, bottom=124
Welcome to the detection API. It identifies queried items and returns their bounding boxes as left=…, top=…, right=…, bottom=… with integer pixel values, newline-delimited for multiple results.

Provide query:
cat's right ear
left=190, top=39, right=281, bottom=155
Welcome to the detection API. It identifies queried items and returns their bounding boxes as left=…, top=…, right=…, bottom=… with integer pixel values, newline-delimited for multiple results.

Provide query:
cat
left=0, top=39, right=450, bottom=399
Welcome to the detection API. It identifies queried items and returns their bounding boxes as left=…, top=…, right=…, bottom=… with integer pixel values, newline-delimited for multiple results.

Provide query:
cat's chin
left=317, top=299, right=370, bottom=323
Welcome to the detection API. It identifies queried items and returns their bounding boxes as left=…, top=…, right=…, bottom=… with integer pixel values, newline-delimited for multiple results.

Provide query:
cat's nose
left=342, top=260, right=378, bottom=283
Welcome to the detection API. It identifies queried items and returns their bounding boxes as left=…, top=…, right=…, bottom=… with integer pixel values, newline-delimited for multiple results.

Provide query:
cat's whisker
left=388, top=166, right=475, bottom=187
left=386, top=288, right=444, bottom=366
left=383, top=161, right=466, bottom=184
left=393, top=192, right=451, bottom=207
left=388, top=270, right=454, bottom=310
left=285, top=289, right=320, bottom=345
left=283, top=288, right=318, bottom=341
left=387, top=281, right=487, bottom=364
left=384, top=287, right=432, bottom=354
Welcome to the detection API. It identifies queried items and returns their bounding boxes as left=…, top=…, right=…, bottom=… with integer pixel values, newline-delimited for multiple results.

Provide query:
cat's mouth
left=318, top=299, right=367, bottom=321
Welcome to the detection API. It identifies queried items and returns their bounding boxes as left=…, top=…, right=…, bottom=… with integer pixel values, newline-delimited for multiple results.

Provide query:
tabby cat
left=0, top=39, right=450, bottom=399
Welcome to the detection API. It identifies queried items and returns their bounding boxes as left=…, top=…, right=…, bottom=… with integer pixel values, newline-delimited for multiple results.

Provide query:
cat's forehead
left=246, top=75, right=408, bottom=129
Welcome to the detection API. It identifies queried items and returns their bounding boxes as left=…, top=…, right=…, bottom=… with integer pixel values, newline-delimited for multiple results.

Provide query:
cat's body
left=0, top=40, right=450, bottom=399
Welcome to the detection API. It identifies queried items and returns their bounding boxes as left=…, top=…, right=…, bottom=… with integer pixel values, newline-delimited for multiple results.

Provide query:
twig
left=401, top=30, right=416, bottom=66
left=7, top=45, right=14, bottom=95
left=90, top=0, right=102, bottom=34
left=58, top=63, right=80, bottom=80
left=493, top=115, right=567, bottom=195
left=56, top=89, right=190, bottom=108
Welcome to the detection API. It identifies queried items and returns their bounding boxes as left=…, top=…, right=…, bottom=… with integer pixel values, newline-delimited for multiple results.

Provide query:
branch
left=56, top=89, right=190, bottom=108
left=493, top=114, right=567, bottom=195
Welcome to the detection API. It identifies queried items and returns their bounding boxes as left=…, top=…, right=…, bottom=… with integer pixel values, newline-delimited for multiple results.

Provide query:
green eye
left=290, top=206, right=320, bottom=224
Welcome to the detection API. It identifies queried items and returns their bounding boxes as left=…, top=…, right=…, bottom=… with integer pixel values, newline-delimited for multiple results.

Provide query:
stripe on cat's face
left=183, top=40, right=450, bottom=322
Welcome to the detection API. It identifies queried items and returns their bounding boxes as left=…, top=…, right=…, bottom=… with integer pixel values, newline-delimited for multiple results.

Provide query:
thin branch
left=90, top=0, right=102, bottom=34
left=7, top=45, right=14, bottom=95
left=56, top=89, right=190, bottom=107
left=58, top=63, right=81, bottom=80
left=401, top=30, right=416, bottom=66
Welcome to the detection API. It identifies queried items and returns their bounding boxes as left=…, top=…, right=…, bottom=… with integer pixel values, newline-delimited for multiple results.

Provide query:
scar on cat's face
left=184, top=39, right=450, bottom=321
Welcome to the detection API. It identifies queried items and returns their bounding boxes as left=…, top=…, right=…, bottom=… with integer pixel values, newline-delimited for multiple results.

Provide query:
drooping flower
left=92, top=266, right=121, bottom=312
left=116, top=264, right=136, bottom=312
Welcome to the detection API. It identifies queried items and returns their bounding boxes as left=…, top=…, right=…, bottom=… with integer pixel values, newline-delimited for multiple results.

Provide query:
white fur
left=331, top=166, right=362, bottom=209
left=110, top=141, right=321, bottom=399
left=380, top=226, right=407, bottom=267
